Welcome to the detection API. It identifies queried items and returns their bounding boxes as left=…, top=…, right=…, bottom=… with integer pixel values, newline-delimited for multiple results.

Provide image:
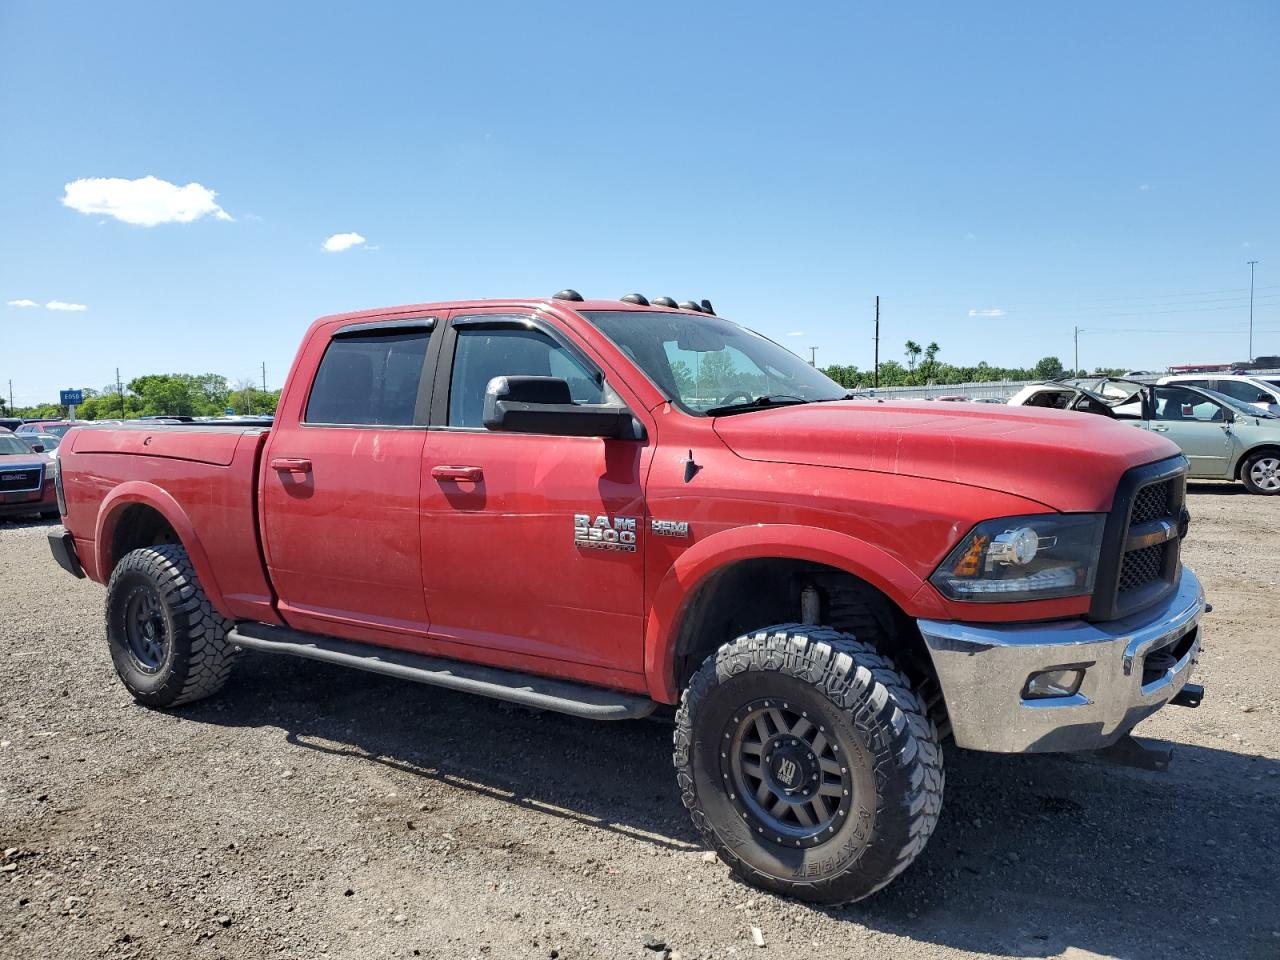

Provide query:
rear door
left=261, top=317, right=439, bottom=645
left=417, top=309, right=650, bottom=684
left=1147, top=385, right=1233, bottom=477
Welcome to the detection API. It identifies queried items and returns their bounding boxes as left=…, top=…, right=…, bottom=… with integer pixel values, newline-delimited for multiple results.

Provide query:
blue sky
left=1, top=1, right=1277, bottom=405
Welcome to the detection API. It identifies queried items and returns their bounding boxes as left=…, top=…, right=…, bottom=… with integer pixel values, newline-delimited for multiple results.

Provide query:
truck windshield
left=580, top=311, right=846, bottom=415
left=0, top=434, right=33, bottom=455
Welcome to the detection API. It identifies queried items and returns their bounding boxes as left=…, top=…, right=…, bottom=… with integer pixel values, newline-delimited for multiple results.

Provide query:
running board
left=226, top=622, right=656, bottom=721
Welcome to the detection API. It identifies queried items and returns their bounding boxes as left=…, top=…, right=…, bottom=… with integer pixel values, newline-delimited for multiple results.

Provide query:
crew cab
left=48, top=293, right=1206, bottom=904
left=1010, top=377, right=1280, bottom=494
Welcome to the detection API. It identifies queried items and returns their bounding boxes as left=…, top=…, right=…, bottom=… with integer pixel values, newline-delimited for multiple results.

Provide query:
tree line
left=2, top=374, right=281, bottom=420
left=820, top=343, right=1126, bottom=390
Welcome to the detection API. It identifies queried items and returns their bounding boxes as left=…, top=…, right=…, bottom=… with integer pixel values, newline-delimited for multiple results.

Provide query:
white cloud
left=323, top=232, right=367, bottom=252
left=1242, top=241, right=1252, bottom=249
left=1138, top=183, right=1152, bottom=191
left=968, top=308, right=1005, bottom=318
left=62, top=176, right=233, bottom=226
left=6, top=298, right=39, bottom=308
left=46, top=300, right=88, bottom=311
left=786, top=330, right=805, bottom=337
left=963, top=232, right=977, bottom=240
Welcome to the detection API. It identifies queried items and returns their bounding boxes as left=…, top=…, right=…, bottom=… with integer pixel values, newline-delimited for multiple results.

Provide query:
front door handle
left=1150, top=425, right=1169, bottom=432
left=431, top=465, right=483, bottom=483
left=271, top=457, right=313, bottom=473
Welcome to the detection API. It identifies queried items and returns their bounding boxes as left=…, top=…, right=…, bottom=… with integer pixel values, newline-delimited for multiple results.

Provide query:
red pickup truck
left=48, top=292, right=1205, bottom=903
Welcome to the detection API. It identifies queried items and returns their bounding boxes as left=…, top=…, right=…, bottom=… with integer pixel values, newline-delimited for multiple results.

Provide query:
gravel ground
left=1, top=483, right=1277, bottom=960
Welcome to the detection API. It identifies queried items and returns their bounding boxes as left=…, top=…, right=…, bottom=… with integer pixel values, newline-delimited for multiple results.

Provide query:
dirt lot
left=1, top=483, right=1277, bottom=960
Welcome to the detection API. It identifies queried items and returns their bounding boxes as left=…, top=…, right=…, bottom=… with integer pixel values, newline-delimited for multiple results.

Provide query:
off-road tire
left=674, top=624, right=943, bottom=904
left=105, top=545, right=237, bottom=707
left=1240, top=450, right=1280, bottom=496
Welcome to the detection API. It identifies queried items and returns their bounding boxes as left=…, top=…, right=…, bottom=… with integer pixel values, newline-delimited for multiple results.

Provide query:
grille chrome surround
left=0, top=464, right=45, bottom=494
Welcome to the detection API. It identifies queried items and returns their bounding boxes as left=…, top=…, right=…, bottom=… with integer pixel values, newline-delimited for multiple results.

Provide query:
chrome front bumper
left=918, top=566, right=1204, bottom=753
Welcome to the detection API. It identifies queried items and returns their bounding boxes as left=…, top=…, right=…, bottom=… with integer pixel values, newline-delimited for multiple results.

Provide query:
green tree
left=1034, top=356, right=1065, bottom=380
left=904, top=340, right=922, bottom=378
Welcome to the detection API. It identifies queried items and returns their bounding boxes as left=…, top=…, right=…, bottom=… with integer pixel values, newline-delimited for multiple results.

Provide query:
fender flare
left=94, top=481, right=231, bottom=617
left=642, top=524, right=948, bottom=703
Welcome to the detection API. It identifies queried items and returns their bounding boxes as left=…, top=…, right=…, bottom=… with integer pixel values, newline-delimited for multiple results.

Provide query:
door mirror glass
left=483, top=376, right=636, bottom=438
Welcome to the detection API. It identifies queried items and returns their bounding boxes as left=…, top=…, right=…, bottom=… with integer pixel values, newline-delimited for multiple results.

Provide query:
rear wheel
left=1241, top=451, right=1280, bottom=495
left=674, top=624, right=943, bottom=904
left=105, top=545, right=238, bottom=707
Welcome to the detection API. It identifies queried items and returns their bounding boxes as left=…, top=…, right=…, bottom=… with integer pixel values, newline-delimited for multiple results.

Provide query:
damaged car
left=1009, top=378, right=1280, bottom=495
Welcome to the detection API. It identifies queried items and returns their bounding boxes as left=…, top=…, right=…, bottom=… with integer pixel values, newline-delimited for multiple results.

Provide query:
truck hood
left=712, top=400, right=1181, bottom=513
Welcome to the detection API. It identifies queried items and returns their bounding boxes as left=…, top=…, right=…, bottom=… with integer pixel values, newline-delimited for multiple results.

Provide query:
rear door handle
left=431, top=465, right=483, bottom=482
left=271, top=458, right=313, bottom=473
left=1150, top=425, right=1169, bottom=432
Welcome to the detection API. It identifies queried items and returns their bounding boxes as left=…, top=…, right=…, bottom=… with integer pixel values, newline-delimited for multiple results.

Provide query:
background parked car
left=16, top=433, right=62, bottom=457
left=14, top=420, right=84, bottom=439
left=1158, top=373, right=1280, bottom=417
left=1009, top=378, right=1280, bottom=494
left=0, top=429, right=57, bottom=519
left=0, top=418, right=24, bottom=432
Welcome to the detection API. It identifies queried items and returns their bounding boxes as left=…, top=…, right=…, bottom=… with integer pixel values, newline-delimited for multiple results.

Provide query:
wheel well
left=109, top=504, right=182, bottom=572
left=670, top=559, right=938, bottom=702
left=1237, top=445, right=1280, bottom=480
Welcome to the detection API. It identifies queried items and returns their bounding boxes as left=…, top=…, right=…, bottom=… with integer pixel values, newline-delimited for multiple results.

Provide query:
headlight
left=930, top=514, right=1105, bottom=602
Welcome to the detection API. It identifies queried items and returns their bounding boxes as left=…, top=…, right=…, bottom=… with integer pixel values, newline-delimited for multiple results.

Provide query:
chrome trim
left=0, top=462, right=46, bottom=494
left=919, top=566, right=1204, bottom=753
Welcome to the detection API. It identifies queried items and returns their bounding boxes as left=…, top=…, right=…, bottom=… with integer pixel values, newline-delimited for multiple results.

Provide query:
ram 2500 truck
left=47, top=292, right=1205, bottom=904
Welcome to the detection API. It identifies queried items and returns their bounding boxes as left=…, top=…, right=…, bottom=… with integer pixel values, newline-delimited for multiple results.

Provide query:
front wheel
left=1241, top=451, right=1280, bottom=495
left=674, top=624, right=943, bottom=904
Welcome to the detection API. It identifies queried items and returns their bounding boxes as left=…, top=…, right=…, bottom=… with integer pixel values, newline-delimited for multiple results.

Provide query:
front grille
left=1090, top=457, right=1187, bottom=621
left=1130, top=480, right=1171, bottom=527
left=1119, top=542, right=1166, bottom=592
left=0, top=467, right=42, bottom=493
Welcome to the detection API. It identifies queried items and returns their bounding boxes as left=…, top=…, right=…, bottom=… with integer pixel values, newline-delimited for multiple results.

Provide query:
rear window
left=305, top=332, right=431, bottom=426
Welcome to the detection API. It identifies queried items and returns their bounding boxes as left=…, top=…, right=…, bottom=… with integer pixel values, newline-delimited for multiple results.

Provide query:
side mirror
left=30, top=444, right=45, bottom=453
left=482, top=376, right=641, bottom=439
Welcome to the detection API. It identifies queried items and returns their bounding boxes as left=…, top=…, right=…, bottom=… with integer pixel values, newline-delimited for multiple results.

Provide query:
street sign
left=60, top=389, right=84, bottom=406
left=224, top=407, right=235, bottom=415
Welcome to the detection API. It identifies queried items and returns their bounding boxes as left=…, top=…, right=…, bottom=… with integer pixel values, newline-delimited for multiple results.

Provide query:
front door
left=1147, top=385, right=1233, bottom=478
left=419, top=311, right=649, bottom=684
left=261, top=319, right=437, bottom=645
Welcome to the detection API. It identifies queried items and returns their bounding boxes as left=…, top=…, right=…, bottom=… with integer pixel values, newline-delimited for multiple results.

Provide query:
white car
left=1158, top=374, right=1280, bottom=417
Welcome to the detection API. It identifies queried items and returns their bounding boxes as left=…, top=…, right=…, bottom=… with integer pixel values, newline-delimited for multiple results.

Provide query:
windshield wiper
left=705, top=394, right=811, bottom=416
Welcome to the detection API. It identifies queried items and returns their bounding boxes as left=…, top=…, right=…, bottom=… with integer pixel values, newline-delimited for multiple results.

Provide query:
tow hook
left=1169, top=683, right=1204, bottom=708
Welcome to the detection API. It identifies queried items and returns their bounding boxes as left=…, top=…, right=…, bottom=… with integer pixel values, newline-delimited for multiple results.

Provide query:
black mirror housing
left=482, top=376, right=640, bottom=439
left=30, top=444, right=45, bottom=453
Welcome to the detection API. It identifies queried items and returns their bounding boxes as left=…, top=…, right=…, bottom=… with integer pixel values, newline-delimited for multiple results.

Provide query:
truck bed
left=60, top=423, right=278, bottom=624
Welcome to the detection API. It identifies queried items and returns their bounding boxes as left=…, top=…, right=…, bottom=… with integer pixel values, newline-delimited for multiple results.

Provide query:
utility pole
left=7, top=379, right=12, bottom=413
left=261, top=362, right=267, bottom=394
left=1248, top=260, right=1259, bottom=361
left=874, top=296, right=881, bottom=388
left=809, top=346, right=818, bottom=367
left=1074, top=326, right=1079, bottom=375
left=116, top=368, right=124, bottom=417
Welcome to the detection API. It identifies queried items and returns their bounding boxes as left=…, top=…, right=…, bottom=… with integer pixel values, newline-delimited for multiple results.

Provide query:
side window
left=1153, top=386, right=1224, bottom=423
left=305, top=331, right=431, bottom=426
left=1215, top=379, right=1270, bottom=404
left=448, top=327, right=604, bottom=428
